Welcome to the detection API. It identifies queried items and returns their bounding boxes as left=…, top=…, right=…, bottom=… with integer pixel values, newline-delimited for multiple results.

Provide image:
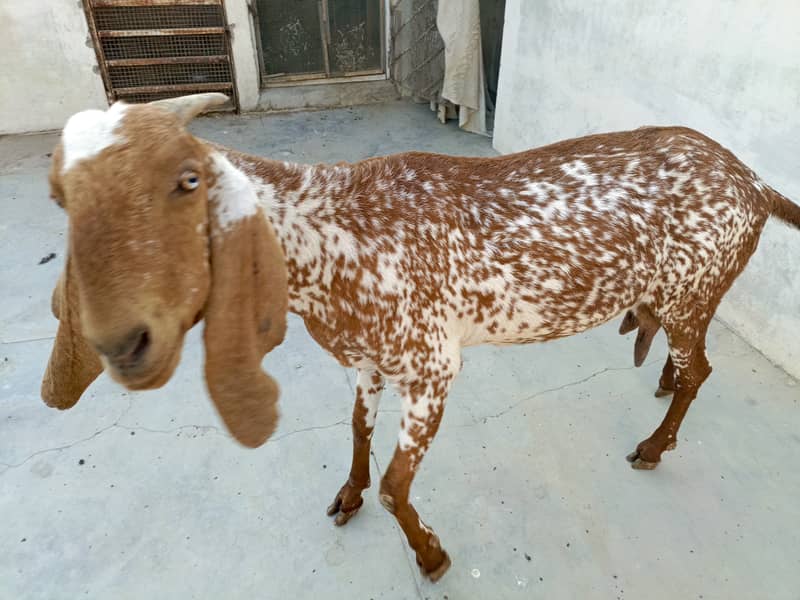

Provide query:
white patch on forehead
left=61, top=102, right=130, bottom=173
left=208, top=152, right=258, bottom=231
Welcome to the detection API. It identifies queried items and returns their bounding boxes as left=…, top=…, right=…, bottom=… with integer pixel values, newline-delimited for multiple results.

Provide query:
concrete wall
left=0, top=1, right=395, bottom=132
left=0, top=1, right=107, bottom=134
left=0, top=0, right=259, bottom=132
left=494, top=0, right=800, bottom=378
left=223, top=0, right=261, bottom=111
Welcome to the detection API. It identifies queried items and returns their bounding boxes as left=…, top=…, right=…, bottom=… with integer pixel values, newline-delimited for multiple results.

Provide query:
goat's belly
left=472, top=308, right=624, bottom=346
left=459, top=286, right=643, bottom=347
left=484, top=314, right=617, bottom=346
left=451, top=238, right=658, bottom=348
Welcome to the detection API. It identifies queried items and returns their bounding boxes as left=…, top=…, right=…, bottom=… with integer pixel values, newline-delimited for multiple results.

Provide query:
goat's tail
left=767, top=185, right=800, bottom=230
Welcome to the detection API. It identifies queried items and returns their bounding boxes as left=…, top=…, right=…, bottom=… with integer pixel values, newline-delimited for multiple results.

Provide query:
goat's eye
left=178, top=171, right=200, bottom=192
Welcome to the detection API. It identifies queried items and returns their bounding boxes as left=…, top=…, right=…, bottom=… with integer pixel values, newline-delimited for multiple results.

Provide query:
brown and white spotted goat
left=43, top=94, right=800, bottom=581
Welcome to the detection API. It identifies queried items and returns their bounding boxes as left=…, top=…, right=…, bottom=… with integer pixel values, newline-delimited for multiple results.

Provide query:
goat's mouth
left=107, top=338, right=183, bottom=391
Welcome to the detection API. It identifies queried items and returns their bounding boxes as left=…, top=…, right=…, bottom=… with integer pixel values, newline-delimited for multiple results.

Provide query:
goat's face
left=49, top=103, right=210, bottom=389
left=43, top=94, right=289, bottom=448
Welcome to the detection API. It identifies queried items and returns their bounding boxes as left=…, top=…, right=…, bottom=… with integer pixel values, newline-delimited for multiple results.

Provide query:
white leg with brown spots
left=378, top=369, right=457, bottom=582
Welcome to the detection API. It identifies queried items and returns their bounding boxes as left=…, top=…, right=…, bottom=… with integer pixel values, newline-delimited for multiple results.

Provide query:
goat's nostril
left=102, top=326, right=151, bottom=369
left=129, top=329, right=150, bottom=363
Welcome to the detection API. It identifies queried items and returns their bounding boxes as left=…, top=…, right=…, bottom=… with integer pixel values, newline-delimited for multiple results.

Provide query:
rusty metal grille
left=83, top=0, right=238, bottom=110
left=109, top=61, right=231, bottom=87
left=113, top=90, right=217, bottom=103
left=102, top=34, right=227, bottom=59
left=94, top=5, right=224, bottom=29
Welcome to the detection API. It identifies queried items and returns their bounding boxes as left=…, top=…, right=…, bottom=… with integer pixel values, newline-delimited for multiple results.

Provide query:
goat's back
left=335, top=127, right=770, bottom=344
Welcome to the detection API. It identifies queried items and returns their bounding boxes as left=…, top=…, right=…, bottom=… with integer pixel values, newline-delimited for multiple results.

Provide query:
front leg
left=327, top=369, right=384, bottom=525
left=379, top=379, right=454, bottom=582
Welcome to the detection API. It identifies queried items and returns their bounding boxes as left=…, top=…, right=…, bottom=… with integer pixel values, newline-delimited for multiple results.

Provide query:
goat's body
left=216, top=124, right=794, bottom=580
left=224, top=126, right=773, bottom=370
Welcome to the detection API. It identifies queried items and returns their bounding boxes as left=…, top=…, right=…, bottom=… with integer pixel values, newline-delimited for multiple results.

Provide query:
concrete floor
left=1, top=101, right=799, bottom=600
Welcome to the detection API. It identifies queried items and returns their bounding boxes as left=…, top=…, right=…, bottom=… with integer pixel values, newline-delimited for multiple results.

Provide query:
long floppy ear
left=149, top=93, right=230, bottom=124
left=41, top=255, right=103, bottom=409
left=203, top=154, right=289, bottom=448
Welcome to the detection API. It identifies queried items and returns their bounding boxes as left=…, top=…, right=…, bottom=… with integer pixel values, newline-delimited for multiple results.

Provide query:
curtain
left=436, top=0, right=487, bottom=135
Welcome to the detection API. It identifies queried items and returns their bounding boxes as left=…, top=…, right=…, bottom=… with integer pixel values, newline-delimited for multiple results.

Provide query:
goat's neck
left=225, top=150, right=357, bottom=318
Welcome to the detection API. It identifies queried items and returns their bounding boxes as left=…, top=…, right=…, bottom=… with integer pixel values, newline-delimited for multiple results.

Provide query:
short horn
left=149, top=93, right=230, bottom=124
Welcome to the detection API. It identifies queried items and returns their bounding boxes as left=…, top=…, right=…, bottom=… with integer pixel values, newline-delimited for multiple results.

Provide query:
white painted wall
left=0, top=0, right=395, bottom=131
left=0, top=0, right=260, bottom=132
left=494, top=0, right=800, bottom=377
left=224, top=0, right=261, bottom=111
left=0, top=1, right=107, bottom=134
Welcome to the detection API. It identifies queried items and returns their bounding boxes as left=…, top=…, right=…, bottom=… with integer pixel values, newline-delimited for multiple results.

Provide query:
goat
left=42, top=93, right=800, bottom=581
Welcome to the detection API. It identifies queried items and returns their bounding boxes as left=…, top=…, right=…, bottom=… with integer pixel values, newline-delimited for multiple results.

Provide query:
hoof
left=332, top=504, right=362, bottom=526
left=654, top=386, right=674, bottom=398
left=420, top=551, right=451, bottom=583
left=626, top=451, right=659, bottom=470
left=327, top=492, right=364, bottom=526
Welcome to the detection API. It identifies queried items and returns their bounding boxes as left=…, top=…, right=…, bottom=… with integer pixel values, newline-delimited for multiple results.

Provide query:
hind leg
left=628, top=324, right=712, bottom=470
left=655, top=355, right=676, bottom=397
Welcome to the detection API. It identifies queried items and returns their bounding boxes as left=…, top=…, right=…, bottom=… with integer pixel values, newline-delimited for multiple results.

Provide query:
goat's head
left=42, top=93, right=289, bottom=447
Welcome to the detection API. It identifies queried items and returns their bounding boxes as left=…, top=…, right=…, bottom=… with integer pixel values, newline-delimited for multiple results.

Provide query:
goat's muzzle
left=91, top=325, right=151, bottom=373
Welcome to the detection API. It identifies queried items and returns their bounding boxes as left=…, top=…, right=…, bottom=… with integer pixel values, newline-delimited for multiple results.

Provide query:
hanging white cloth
left=436, top=0, right=487, bottom=135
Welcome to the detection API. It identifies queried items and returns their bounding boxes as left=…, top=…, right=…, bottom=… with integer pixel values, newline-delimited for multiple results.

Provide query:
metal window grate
left=109, top=62, right=232, bottom=88
left=94, top=5, right=224, bottom=30
left=114, top=90, right=207, bottom=103
left=83, top=0, right=238, bottom=109
left=102, top=34, right=227, bottom=60
left=252, top=0, right=386, bottom=85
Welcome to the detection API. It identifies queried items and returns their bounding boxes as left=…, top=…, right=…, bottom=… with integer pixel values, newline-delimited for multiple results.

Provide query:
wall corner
left=224, top=0, right=261, bottom=112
